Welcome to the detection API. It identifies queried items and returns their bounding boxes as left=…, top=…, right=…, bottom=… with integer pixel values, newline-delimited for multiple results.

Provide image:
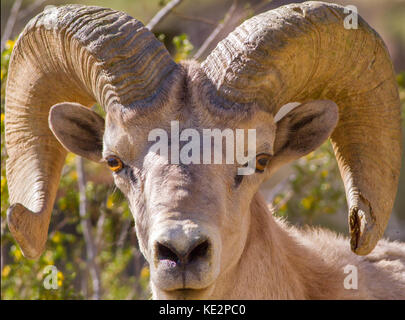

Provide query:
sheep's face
left=102, top=101, right=278, bottom=299
left=49, top=65, right=338, bottom=300
left=99, top=79, right=337, bottom=299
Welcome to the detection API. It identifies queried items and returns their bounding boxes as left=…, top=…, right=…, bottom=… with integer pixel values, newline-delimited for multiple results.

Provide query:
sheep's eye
left=106, top=155, right=124, bottom=173
left=255, top=153, right=271, bottom=172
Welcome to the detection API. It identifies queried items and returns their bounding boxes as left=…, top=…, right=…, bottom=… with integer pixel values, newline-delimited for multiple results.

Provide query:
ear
left=49, top=102, right=105, bottom=162
left=272, top=100, right=338, bottom=164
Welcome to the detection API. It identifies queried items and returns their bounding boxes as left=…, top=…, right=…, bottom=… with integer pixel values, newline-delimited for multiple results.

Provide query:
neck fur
left=209, top=193, right=340, bottom=299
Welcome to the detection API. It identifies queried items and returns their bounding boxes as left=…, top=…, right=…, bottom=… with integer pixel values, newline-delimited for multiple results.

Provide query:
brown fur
left=209, top=193, right=405, bottom=299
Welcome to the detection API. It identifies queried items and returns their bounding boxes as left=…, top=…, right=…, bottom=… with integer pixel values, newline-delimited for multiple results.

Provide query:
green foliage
left=157, top=33, right=166, bottom=43
left=158, top=0, right=171, bottom=7
left=273, top=142, right=346, bottom=228
left=173, top=33, right=194, bottom=62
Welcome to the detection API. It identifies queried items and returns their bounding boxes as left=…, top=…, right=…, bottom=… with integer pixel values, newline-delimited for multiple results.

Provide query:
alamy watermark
left=43, top=265, right=59, bottom=290
left=148, top=121, right=257, bottom=175
left=343, top=264, right=358, bottom=290
left=344, top=5, right=358, bottom=30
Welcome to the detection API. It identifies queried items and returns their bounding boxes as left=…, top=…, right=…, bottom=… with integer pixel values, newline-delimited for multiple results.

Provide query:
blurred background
left=1, top=0, right=404, bottom=300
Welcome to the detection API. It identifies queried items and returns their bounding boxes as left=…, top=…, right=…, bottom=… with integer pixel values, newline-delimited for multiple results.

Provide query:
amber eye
left=255, top=153, right=271, bottom=172
left=106, top=155, right=124, bottom=173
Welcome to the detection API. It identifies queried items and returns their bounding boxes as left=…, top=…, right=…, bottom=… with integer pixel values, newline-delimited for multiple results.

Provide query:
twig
left=76, top=156, right=102, bottom=300
left=146, top=0, right=184, bottom=31
left=193, top=0, right=238, bottom=60
left=132, top=233, right=147, bottom=298
left=95, top=210, right=106, bottom=251
left=0, top=215, right=6, bottom=239
left=48, top=216, right=70, bottom=238
left=1, top=0, right=22, bottom=52
left=1, top=216, right=6, bottom=272
left=192, top=0, right=273, bottom=60
left=273, top=190, right=293, bottom=212
left=1, top=242, right=4, bottom=274
left=18, top=0, right=47, bottom=21
left=81, top=267, right=89, bottom=298
left=116, top=218, right=131, bottom=248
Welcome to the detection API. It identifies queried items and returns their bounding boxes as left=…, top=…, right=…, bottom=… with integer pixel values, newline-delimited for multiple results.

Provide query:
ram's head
left=5, top=3, right=401, bottom=299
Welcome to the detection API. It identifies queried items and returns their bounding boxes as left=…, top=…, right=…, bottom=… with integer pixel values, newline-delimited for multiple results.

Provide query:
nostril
left=157, top=242, right=179, bottom=264
left=188, top=240, right=210, bottom=264
left=155, top=238, right=211, bottom=267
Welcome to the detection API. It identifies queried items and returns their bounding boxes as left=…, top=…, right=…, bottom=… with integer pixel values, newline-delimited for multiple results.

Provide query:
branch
left=48, top=216, right=70, bottom=238
left=131, top=233, right=147, bottom=298
left=76, top=156, right=102, bottom=300
left=146, top=0, right=184, bottom=32
left=193, top=0, right=238, bottom=60
left=1, top=217, right=6, bottom=272
left=116, top=218, right=131, bottom=248
left=18, top=0, right=48, bottom=21
left=95, top=210, right=106, bottom=251
left=1, top=0, right=22, bottom=52
left=192, top=0, right=273, bottom=61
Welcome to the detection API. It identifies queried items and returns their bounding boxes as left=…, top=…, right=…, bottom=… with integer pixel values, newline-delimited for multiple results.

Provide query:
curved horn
left=5, top=5, right=179, bottom=259
left=201, top=2, right=401, bottom=255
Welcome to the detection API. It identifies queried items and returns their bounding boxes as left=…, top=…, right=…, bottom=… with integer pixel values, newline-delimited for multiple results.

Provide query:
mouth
left=162, top=287, right=211, bottom=300
left=151, top=257, right=219, bottom=294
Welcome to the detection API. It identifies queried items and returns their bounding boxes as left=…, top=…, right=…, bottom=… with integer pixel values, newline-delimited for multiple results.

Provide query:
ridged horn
left=201, top=1, right=401, bottom=255
left=5, top=5, right=179, bottom=259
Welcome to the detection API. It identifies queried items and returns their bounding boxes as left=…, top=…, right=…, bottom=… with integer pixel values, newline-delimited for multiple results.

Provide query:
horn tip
left=349, top=204, right=380, bottom=256
left=7, top=203, right=46, bottom=260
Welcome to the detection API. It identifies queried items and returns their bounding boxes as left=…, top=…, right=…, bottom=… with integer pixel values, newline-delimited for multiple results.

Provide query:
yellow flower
left=1, top=113, right=4, bottom=122
left=13, top=248, right=22, bottom=261
left=274, top=195, right=282, bottom=204
left=52, top=231, right=62, bottom=244
left=57, top=270, right=64, bottom=287
left=1, top=175, right=7, bottom=192
left=2, top=265, right=11, bottom=277
left=305, top=151, right=315, bottom=160
left=43, top=251, right=54, bottom=265
left=65, top=153, right=76, bottom=165
left=301, top=196, right=314, bottom=210
left=106, top=195, right=114, bottom=209
left=59, top=200, right=67, bottom=210
left=5, top=40, right=15, bottom=50
left=69, top=170, right=77, bottom=180
left=140, top=266, right=150, bottom=280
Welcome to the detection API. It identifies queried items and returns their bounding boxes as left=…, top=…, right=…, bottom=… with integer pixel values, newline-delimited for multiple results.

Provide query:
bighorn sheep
left=5, top=2, right=405, bottom=299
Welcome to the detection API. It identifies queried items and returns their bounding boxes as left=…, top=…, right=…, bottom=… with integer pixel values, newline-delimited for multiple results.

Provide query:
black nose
left=156, top=238, right=210, bottom=267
